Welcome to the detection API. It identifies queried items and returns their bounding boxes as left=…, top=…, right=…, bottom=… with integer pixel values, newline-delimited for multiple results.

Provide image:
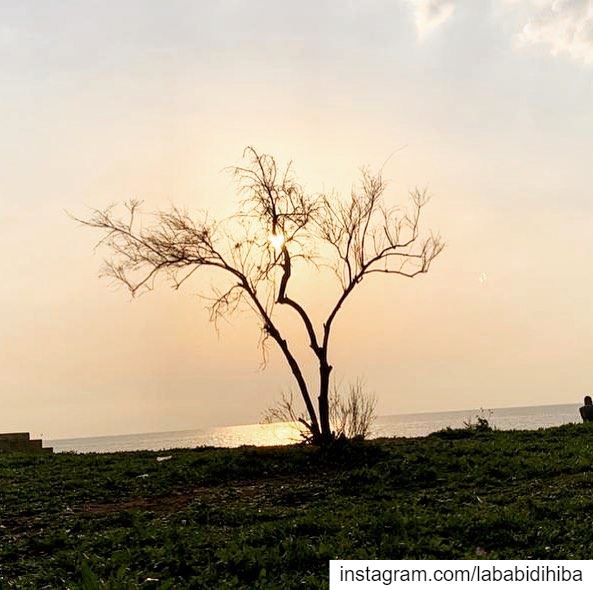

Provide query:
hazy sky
left=2, top=0, right=593, bottom=438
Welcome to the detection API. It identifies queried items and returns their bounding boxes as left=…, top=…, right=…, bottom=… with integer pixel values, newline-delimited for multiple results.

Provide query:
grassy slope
left=2, top=423, right=593, bottom=588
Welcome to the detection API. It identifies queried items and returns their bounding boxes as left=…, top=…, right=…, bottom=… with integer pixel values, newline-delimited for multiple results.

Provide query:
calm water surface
left=47, top=403, right=582, bottom=453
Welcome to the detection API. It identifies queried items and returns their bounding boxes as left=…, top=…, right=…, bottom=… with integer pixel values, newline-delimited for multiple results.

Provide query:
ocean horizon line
left=47, top=400, right=580, bottom=444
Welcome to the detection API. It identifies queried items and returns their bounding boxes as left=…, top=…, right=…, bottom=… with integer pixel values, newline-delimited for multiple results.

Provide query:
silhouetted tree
left=78, top=147, right=444, bottom=445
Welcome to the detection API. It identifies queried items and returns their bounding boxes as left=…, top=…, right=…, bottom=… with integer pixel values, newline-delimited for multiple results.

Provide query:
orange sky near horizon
left=3, top=1, right=593, bottom=438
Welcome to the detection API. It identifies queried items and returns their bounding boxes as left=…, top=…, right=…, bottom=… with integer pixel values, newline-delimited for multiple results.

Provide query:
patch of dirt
left=74, top=474, right=328, bottom=516
left=76, top=489, right=203, bottom=515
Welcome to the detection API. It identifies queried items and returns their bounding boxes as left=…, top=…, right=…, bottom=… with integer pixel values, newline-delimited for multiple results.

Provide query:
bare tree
left=77, top=147, right=444, bottom=446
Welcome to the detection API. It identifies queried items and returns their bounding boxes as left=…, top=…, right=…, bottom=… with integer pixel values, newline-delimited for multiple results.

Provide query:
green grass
left=2, top=423, right=593, bottom=588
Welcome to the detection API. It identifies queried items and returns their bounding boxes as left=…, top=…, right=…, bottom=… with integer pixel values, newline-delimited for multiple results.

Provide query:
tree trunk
left=318, top=354, right=334, bottom=444
left=266, top=323, right=322, bottom=443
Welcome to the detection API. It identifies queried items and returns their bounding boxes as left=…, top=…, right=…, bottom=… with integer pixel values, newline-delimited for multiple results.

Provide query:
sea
left=46, top=402, right=583, bottom=454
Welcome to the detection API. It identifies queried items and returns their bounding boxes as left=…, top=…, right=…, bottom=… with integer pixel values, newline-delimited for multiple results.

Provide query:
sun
left=269, top=232, right=285, bottom=253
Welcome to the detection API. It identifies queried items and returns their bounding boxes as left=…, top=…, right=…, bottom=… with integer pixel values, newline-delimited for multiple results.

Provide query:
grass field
left=2, top=422, right=593, bottom=588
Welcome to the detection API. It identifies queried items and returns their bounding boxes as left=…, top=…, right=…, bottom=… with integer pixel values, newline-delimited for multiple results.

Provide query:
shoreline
left=45, top=402, right=583, bottom=454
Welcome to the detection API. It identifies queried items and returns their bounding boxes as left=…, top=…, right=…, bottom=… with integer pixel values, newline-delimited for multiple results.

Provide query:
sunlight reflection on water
left=49, top=421, right=305, bottom=453
left=48, top=403, right=581, bottom=453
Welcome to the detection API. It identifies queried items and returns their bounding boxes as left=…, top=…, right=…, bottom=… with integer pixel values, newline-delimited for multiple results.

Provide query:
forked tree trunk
left=281, top=346, right=333, bottom=446
left=264, top=321, right=322, bottom=443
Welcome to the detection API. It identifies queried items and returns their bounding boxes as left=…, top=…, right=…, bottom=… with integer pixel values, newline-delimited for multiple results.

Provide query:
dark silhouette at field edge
left=579, top=396, right=593, bottom=422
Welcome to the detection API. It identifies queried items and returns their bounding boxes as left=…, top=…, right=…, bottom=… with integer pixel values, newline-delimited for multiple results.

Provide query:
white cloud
left=402, top=0, right=593, bottom=65
left=406, top=0, right=456, bottom=40
left=511, top=0, right=593, bottom=64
